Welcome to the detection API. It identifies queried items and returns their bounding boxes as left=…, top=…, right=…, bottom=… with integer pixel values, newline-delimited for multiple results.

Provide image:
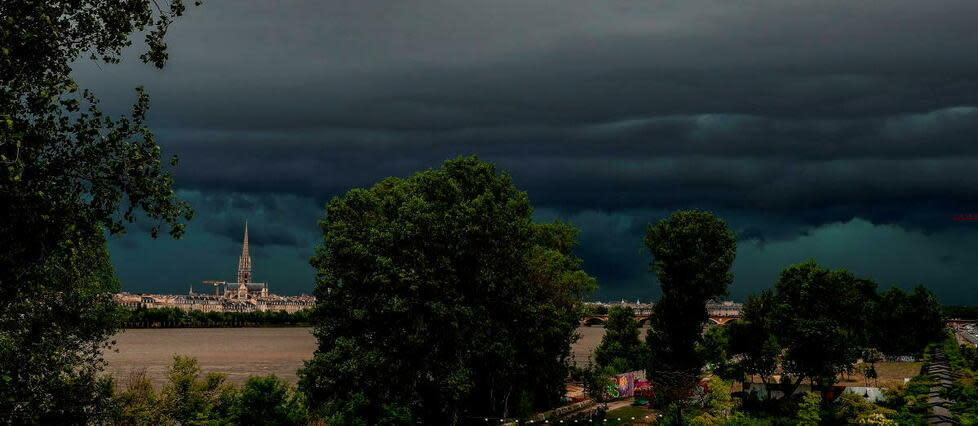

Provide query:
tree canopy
left=594, top=306, right=648, bottom=373
left=727, top=260, right=946, bottom=400
left=644, top=211, right=736, bottom=374
left=299, top=156, right=596, bottom=424
left=643, top=210, right=737, bottom=415
left=0, top=0, right=195, bottom=421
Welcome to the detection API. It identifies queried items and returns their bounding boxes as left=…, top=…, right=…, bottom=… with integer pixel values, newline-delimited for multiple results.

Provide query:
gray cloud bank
left=87, top=0, right=978, bottom=302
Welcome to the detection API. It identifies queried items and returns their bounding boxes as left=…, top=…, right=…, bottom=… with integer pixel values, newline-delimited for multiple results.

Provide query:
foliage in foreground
left=644, top=210, right=737, bottom=414
left=111, top=356, right=306, bottom=426
left=299, top=157, right=596, bottom=424
left=937, top=338, right=978, bottom=424
left=660, top=382, right=914, bottom=425
left=1, top=0, right=196, bottom=422
left=594, top=306, right=648, bottom=373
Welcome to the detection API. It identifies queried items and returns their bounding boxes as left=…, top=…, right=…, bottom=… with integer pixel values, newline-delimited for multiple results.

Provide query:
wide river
left=104, top=326, right=646, bottom=386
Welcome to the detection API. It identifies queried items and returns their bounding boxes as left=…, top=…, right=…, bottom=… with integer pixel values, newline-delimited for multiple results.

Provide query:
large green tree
left=730, top=261, right=883, bottom=400
left=0, top=1, right=195, bottom=421
left=593, top=306, right=647, bottom=373
left=729, top=261, right=946, bottom=402
left=299, top=157, right=596, bottom=424
left=871, top=285, right=944, bottom=356
left=643, top=210, right=736, bottom=415
left=732, top=260, right=875, bottom=395
left=772, top=261, right=877, bottom=391
left=724, top=291, right=782, bottom=387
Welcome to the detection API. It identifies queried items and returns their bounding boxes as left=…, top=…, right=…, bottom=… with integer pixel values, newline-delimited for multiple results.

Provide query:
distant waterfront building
left=114, top=221, right=314, bottom=313
left=581, top=299, right=743, bottom=325
left=705, top=300, right=743, bottom=317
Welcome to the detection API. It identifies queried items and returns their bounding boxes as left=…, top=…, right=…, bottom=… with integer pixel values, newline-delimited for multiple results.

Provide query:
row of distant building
left=115, top=223, right=315, bottom=314
left=584, top=300, right=744, bottom=318
left=114, top=223, right=746, bottom=316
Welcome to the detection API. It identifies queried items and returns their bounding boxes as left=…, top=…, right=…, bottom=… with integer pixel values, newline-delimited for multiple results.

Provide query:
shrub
left=795, top=392, right=821, bottom=426
left=237, top=375, right=307, bottom=426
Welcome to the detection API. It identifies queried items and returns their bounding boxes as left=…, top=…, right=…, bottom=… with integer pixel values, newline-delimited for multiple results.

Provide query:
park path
left=922, top=346, right=957, bottom=425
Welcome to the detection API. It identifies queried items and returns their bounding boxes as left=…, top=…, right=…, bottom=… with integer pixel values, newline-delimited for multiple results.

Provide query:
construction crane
left=201, top=281, right=226, bottom=296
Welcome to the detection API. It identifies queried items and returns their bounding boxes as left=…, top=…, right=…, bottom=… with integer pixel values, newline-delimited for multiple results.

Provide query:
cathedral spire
left=237, top=221, right=252, bottom=283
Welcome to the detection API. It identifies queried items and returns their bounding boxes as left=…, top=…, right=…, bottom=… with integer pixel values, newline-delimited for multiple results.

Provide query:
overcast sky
left=79, top=0, right=978, bottom=303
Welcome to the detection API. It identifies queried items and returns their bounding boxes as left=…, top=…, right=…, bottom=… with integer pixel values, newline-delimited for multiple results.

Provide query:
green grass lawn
left=604, top=405, right=656, bottom=425
left=836, top=362, right=923, bottom=388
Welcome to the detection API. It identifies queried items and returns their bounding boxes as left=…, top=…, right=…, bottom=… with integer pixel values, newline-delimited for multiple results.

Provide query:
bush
left=879, top=377, right=930, bottom=424
left=112, top=371, right=169, bottom=425
left=110, top=356, right=308, bottom=425
left=830, top=392, right=896, bottom=424
left=237, top=375, right=307, bottom=426
left=160, top=355, right=236, bottom=424
left=795, top=392, right=820, bottom=426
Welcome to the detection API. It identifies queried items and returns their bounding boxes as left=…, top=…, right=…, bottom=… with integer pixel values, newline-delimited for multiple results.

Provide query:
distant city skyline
left=109, top=213, right=977, bottom=303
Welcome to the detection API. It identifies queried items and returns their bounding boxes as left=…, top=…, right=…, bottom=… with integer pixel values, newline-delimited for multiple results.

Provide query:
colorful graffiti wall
left=606, top=370, right=646, bottom=398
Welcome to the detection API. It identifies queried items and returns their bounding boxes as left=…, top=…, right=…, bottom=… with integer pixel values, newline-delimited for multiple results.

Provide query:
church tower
left=237, top=222, right=252, bottom=284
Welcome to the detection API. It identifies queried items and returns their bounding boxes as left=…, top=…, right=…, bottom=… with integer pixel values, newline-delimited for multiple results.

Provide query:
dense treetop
left=300, top=156, right=595, bottom=424
left=644, top=210, right=737, bottom=419
left=725, top=260, right=945, bottom=401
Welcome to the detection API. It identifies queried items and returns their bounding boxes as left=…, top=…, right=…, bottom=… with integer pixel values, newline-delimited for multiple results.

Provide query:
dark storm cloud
left=203, top=220, right=301, bottom=249
left=183, top=192, right=321, bottom=250
left=75, top=0, right=978, bottom=301
left=76, top=0, right=978, bottom=130
left=159, top=107, right=978, bottom=237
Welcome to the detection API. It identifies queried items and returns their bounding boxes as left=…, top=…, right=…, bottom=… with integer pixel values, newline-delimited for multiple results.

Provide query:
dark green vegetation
left=668, top=261, right=950, bottom=424
left=121, top=307, right=311, bottom=328
left=582, top=303, right=611, bottom=316
left=869, top=338, right=978, bottom=424
left=111, top=356, right=307, bottom=425
left=879, top=374, right=932, bottom=425
left=298, top=157, right=596, bottom=424
left=945, top=305, right=978, bottom=319
left=940, top=339, right=978, bottom=423
left=0, top=0, right=195, bottom=422
left=1, top=0, right=971, bottom=424
left=575, top=211, right=952, bottom=425
left=594, top=306, right=648, bottom=373
left=722, top=262, right=944, bottom=400
left=644, top=210, right=737, bottom=416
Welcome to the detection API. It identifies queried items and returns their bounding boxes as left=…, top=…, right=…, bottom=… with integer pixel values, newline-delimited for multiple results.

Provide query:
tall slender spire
left=237, top=221, right=252, bottom=283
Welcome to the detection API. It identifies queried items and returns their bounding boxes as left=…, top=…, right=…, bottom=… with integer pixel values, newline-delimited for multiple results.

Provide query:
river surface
left=104, top=325, right=647, bottom=386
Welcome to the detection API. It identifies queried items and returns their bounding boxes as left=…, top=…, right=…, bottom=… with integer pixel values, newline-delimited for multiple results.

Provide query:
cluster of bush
left=122, top=307, right=311, bottom=328
left=108, top=356, right=307, bottom=426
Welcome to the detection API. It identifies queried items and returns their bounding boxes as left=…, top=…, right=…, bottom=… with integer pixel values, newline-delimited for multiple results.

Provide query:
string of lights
left=473, top=413, right=662, bottom=423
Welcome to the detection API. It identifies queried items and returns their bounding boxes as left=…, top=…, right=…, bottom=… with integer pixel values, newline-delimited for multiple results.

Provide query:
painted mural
left=606, top=370, right=646, bottom=398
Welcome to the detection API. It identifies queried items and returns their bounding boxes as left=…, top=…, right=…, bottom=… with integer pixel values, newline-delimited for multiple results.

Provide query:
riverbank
left=104, top=327, right=317, bottom=385
left=104, top=326, right=623, bottom=386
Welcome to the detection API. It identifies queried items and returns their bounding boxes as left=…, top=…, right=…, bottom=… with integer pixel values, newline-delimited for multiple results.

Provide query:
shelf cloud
left=88, top=0, right=978, bottom=302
